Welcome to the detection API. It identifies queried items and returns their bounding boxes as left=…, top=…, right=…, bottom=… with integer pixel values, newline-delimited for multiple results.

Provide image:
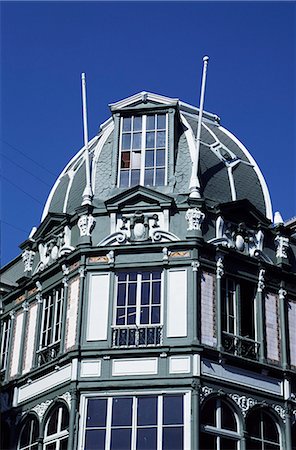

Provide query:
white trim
left=41, top=135, right=99, bottom=221
left=219, top=126, right=273, bottom=220
left=112, top=357, right=158, bottom=376
left=109, top=91, right=179, bottom=110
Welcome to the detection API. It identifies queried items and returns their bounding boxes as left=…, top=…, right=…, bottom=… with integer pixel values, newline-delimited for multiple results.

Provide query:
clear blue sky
left=1, top=1, right=295, bottom=266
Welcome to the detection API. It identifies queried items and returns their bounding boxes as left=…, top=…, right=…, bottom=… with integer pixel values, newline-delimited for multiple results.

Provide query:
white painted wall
left=265, top=293, right=280, bottom=362
left=201, top=272, right=217, bottom=347
left=288, top=300, right=296, bottom=367
left=65, top=277, right=80, bottom=350
left=86, top=273, right=110, bottom=341
left=10, top=311, right=24, bottom=378
left=23, top=303, right=38, bottom=374
left=167, top=269, right=187, bottom=337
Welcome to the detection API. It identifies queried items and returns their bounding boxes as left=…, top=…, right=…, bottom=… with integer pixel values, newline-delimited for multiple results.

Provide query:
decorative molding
left=229, top=394, right=257, bottom=416
left=60, top=391, right=71, bottom=408
left=200, top=386, right=213, bottom=401
left=275, top=235, right=289, bottom=259
left=33, top=227, right=74, bottom=274
left=162, top=247, right=169, bottom=261
left=22, top=301, right=29, bottom=312
left=278, top=287, right=287, bottom=301
left=185, top=207, right=205, bottom=231
left=191, top=261, right=200, bottom=272
left=272, top=404, right=286, bottom=421
left=79, top=267, right=86, bottom=278
left=32, top=399, right=53, bottom=420
left=107, top=250, right=115, bottom=264
left=216, top=257, right=224, bottom=279
left=78, top=214, right=96, bottom=237
left=257, top=269, right=265, bottom=293
left=22, top=249, right=35, bottom=272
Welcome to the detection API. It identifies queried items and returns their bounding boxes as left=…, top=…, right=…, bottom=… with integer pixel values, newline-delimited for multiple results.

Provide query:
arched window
left=18, top=415, right=39, bottom=450
left=43, top=403, right=69, bottom=450
left=246, top=408, right=281, bottom=449
left=200, top=397, right=241, bottom=450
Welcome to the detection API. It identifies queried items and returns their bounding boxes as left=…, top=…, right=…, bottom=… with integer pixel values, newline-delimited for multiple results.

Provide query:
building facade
left=0, top=91, right=296, bottom=450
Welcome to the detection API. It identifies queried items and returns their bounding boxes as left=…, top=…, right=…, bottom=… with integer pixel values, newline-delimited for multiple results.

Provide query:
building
left=0, top=90, right=296, bottom=450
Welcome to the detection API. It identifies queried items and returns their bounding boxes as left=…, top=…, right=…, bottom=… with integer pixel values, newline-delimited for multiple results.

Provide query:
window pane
left=137, top=396, right=157, bottom=425
left=117, top=284, right=126, bottom=306
left=221, top=437, right=238, bottom=450
left=163, top=426, right=183, bottom=450
left=131, top=151, right=141, bottom=169
left=156, top=131, right=166, bottom=148
left=118, top=273, right=127, bottom=282
left=156, top=149, right=165, bottom=166
left=111, top=429, right=132, bottom=450
left=46, top=408, right=59, bottom=435
left=163, top=395, right=183, bottom=425
left=151, top=306, right=160, bottom=324
left=137, top=428, right=157, bottom=450
left=146, top=132, right=155, bottom=149
left=200, top=432, right=217, bottom=450
left=152, top=271, right=161, bottom=280
left=86, top=399, right=107, bottom=428
left=131, top=169, right=140, bottom=186
left=128, top=283, right=137, bottom=305
left=157, top=114, right=166, bottom=129
left=60, top=438, right=69, bottom=450
left=246, top=411, right=261, bottom=438
left=145, top=150, right=154, bottom=168
left=119, top=170, right=129, bottom=187
left=123, top=117, right=131, bottom=132
left=152, top=282, right=161, bottom=304
left=85, top=430, right=106, bottom=450
left=144, top=169, right=154, bottom=186
left=140, top=307, right=149, bottom=325
left=201, top=399, right=216, bottom=426
left=116, top=308, right=125, bottom=325
left=44, top=444, right=56, bottom=450
left=146, top=115, right=155, bottom=130
left=221, top=402, right=237, bottom=431
left=245, top=437, right=260, bottom=450
left=121, top=152, right=130, bottom=169
left=133, top=116, right=142, bottom=131
left=141, top=283, right=150, bottom=305
left=132, top=133, right=142, bottom=150
left=129, top=273, right=137, bottom=281
left=122, top=134, right=131, bottom=150
left=20, top=421, right=31, bottom=447
left=61, top=406, right=69, bottom=431
left=112, top=398, right=133, bottom=426
left=263, top=412, right=279, bottom=442
left=155, top=168, right=165, bottom=186
left=127, top=308, right=136, bottom=325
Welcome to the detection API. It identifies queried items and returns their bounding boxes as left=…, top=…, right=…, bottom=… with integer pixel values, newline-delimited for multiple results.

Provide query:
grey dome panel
left=66, top=162, right=86, bottom=214
left=94, top=131, right=114, bottom=199
left=48, top=174, right=69, bottom=214
left=233, top=163, right=266, bottom=213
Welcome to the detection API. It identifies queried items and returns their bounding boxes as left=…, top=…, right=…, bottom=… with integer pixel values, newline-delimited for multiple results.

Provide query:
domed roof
left=41, top=92, right=272, bottom=221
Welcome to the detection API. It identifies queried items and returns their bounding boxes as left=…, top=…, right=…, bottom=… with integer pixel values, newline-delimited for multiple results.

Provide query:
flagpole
left=81, top=72, right=93, bottom=206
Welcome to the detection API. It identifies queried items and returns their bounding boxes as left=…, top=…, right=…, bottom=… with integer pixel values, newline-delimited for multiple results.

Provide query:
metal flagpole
left=81, top=72, right=93, bottom=206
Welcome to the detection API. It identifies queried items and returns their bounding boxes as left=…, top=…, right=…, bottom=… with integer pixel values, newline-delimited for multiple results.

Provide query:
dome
left=41, top=92, right=272, bottom=222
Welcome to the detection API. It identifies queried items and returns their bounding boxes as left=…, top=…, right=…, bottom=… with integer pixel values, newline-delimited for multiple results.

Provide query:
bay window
left=112, top=271, right=162, bottom=347
left=118, top=113, right=167, bottom=188
left=37, top=287, right=64, bottom=366
left=82, top=393, right=188, bottom=450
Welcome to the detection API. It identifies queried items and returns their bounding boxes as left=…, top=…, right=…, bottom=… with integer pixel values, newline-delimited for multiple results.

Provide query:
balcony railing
left=222, top=332, right=260, bottom=361
left=37, top=342, right=60, bottom=366
left=112, top=325, right=162, bottom=348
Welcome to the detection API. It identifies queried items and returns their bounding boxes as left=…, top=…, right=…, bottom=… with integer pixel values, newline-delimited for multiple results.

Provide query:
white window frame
left=39, top=287, right=64, bottom=351
left=201, top=398, right=242, bottom=450
left=117, top=113, right=168, bottom=188
left=0, top=316, right=11, bottom=371
left=78, top=390, right=191, bottom=450
left=18, top=416, right=39, bottom=450
left=43, top=404, right=69, bottom=450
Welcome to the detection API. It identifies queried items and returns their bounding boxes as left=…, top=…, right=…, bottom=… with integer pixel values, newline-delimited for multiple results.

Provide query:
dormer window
left=118, top=113, right=167, bottom=188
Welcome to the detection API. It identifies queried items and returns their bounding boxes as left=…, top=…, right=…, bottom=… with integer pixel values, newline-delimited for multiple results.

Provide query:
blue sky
left=1, top=1, right=295, bottom=266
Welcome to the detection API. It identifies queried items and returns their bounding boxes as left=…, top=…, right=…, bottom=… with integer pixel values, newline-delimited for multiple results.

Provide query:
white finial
left=189, top=56, right=210, bottom=198
left=81, top=72, right=93, bottom=206
left=274, top=211, right=284, bottom=226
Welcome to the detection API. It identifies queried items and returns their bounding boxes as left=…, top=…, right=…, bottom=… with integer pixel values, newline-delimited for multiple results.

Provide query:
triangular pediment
left=105, top=186, right=174, bottom=212
left=109, top=91, right=179, bottom=112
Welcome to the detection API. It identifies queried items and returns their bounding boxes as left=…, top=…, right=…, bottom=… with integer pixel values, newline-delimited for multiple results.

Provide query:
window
left=246, top=408, right=281, bottom=450
left=112, top=271, right=162, bottom=347
left=18, top=416, right=39, bottom=450
left=0, top=316, right=11, bottom=371
left=118, top=114, right=167, bottom=188
left=83, top=393, right=187, bottom=450
left=44, top=404, right=69, bottom=450
left=200, top=398, right=241, bottom=450
left=221, top=278, right=259, bottom=360
left=37, top=287, right=64, bottom=366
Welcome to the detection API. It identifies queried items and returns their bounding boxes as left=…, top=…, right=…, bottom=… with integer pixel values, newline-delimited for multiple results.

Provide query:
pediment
left=105, top=186, right=174, bottom=213
left=109, top=91, right=179, bottom=112
left=33, top=213, right=69, bottom=241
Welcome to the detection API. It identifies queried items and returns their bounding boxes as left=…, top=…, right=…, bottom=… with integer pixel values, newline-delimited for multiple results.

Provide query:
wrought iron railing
left=37, top=342, right=60, bottom=366
left=112, top=325, right=162, bottom=347
left=222, top=332, right=260, bottom=361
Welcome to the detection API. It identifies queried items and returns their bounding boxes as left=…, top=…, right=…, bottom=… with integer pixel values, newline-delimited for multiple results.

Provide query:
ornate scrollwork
left=229, top=394, right=258, bottom=416
left=32, top=399, right=53, bottom=420
left=78, top=214, right=96, bottom=237
left=185, top=207, right=205, bottom=231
